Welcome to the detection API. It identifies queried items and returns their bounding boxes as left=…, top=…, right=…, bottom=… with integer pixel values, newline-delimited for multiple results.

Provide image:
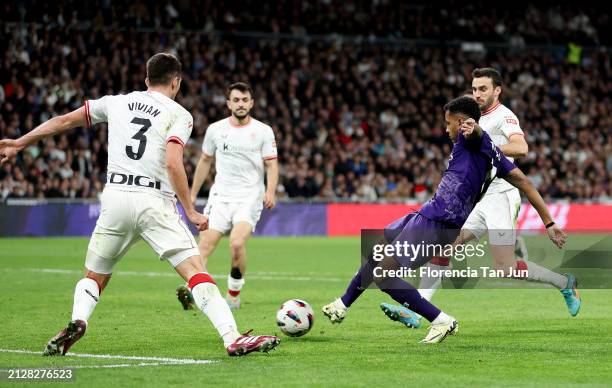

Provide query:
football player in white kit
left=176, top=82, right=278, bottom=310
left=381, top=68, right=581, bottom=328
left=0, top=53, right=280, bottom=356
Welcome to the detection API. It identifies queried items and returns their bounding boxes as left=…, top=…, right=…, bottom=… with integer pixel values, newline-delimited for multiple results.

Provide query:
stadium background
left=1, top=1, right=611, bottom=386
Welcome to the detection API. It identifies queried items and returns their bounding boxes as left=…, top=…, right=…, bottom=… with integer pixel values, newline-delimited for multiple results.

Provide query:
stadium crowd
left=0, top=2, right=610, bottom=202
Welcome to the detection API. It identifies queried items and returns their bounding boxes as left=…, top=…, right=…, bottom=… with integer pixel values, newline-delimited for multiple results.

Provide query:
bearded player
left=382, top=68, right=580, bottom=329
left=177, top=82, right=278, bottom=310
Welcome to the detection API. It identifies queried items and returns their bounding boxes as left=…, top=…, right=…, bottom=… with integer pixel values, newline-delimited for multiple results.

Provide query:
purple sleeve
left=494, top=149, right=517, bottom=178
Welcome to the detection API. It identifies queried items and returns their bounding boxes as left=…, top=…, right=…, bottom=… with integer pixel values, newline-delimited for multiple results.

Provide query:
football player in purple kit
left=322, top=96, right=567, bottom=344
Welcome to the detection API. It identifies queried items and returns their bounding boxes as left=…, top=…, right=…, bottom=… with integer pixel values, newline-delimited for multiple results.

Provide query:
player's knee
left=229, top=238, right=246, bottom=253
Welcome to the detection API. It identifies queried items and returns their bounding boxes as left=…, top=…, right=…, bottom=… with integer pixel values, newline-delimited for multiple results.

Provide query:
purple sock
left=340, top=260, right=376, bottom=307
left=379, top=278, right=441, bottom=322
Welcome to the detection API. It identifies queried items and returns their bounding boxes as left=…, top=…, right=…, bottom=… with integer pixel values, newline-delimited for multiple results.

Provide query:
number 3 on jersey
left=126, top=117, right=151, bottom=160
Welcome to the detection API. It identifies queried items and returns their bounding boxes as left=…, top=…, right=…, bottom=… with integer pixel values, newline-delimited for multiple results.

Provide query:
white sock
left=71, top=278, right=99, bottom=326
left=334, top=298, right=347, bottom=311
left=522, top=261, right=568, bottom=289
left=418, top=262, right=445, bottom=301
left=191, top=279, right=240, bottom=347
left=227, top=275, right=245, bottom=296
left=431, top=311, right=452, bottom=325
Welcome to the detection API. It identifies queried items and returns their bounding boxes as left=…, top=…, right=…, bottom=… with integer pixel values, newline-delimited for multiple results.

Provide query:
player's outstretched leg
left=380, top=303, right=422, bottom=329
left=187, top=272, right=280, bottom=356
left=43, top=274, right=105, bottom=356
left=560, top=273, right=581, bottom=317
left=322, top=259, right=378, bottom=324
left=176, top=283, right=195, bottom=310
left=176, top=256, right=280, bottom=356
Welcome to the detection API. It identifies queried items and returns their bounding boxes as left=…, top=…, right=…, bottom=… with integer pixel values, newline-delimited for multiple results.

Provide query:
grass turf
left=0, top=237, right=611, bottom=387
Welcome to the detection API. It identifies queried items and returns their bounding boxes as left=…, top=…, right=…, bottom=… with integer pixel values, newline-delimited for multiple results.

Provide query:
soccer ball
left=276, top=299, right=314, bottom=337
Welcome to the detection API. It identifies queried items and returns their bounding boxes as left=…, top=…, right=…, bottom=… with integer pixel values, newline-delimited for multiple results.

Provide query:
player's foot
left=226, top=330, right=280, bottom=356
left=226, top=292, right=241, bottom=310
left=514, top=235, right=529, bottom=260
left=560, top=273, right=581, bottom=317
left=176, top=284, right=195, bottom=310
left=322, top=298, right=347, bottom=324
left=43, top=320, right=87, bottom=356
left=380, top=303, right=422, bottom=329
left=420, top=317, right=458, bottom=344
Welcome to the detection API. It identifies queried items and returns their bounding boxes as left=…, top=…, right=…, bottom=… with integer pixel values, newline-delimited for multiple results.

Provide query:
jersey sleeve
left=500, top=111, right=524, bottom=138
left=85, top=96, right=110, bottom=126
left=261, top=126, right=277, bottom=160
left=166, top=111, right=193, bottom=147
left=201, top=125, right=216, bottom=156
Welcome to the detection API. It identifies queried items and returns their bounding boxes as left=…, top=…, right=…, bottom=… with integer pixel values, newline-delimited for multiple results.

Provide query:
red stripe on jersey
left=166, top=136, right=185, bottom=147
left=507, top=132, right=524, bottom=138
left=263, top=156, right=277, bottom=160
left=188, top=273, right=216, bottom=289
left=482, top=102, right=501, bottom=116
left=84, top=100, right=92, bottom=127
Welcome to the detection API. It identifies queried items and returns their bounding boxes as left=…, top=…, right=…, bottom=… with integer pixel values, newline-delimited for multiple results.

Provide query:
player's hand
left=0, top=139, right=24, bottom=164
left=264, top=191, right=276, bottom=209
left=546, top=224, right=567, bottom=249
left=460, top=118, right=476, bottom=137
left=186, top=209, right=209, bottom=232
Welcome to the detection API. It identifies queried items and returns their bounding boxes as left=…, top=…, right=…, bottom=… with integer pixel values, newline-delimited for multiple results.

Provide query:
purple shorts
left=383, top=212, right=460, bottom=268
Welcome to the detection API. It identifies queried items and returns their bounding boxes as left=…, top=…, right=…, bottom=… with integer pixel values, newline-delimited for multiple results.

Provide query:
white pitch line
left=0, top=267, right=343, bottom=282
left=0, top=348, right=217, bottom=367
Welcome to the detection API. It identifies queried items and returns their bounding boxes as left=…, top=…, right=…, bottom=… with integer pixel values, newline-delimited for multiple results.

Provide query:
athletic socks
left=227, top=275, right=245, bottom=297
left=417, top=258, right=449, bottom=301
left=516, top=260, right=568, bottom=289
left=71, top=278, right=100, bottom=326
left=189, top=273, right=240, bottom=347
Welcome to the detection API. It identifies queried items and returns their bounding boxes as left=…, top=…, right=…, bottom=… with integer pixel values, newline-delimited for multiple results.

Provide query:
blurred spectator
left=0, top=2, right=610, bottom=203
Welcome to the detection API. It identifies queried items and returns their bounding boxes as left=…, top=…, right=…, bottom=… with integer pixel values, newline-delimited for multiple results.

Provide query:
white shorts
left=462, top=189, right=521, bottom=246
left=203, top=196, right=263, bottom=234
left=85, top=188, right=199, bottom=274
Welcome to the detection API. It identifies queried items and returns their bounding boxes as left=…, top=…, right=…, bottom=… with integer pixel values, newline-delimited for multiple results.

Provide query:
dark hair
left=444, top=96, right=482, bottom=121
left=146, top=53, right=182, bottom=86
left=471, top=67, right=503, bottom=88
left=227, top=82, right=253, bottom=99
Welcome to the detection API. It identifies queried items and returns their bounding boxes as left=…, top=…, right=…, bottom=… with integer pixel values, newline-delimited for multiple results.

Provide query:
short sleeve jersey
left=86, top=90, right=193, bottom=198
left=202, top=117, right=277, bottom=201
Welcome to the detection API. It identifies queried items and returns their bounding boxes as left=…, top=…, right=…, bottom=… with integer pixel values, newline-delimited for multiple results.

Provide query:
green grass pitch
left=1, top=236, right=611, bottom=387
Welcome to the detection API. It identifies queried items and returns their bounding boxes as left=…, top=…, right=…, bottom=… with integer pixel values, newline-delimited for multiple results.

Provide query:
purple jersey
left=419, top=131, right=517, bottom=227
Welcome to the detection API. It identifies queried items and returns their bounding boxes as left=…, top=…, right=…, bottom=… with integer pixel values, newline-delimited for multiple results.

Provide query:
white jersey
left=478, top=102, right=524, bottom=194
left=202, top=116, right=277, bottom=202
left=86, top=91, right=193, bottom=199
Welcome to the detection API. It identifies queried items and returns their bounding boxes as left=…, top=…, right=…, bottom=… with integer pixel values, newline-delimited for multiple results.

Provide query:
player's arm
left=190, top=152, right=214, bottom=204
left=166, top=142, right=208, bottom=231
left=503, top=167, right=567, bottom=248
left=264, top=157, right=279, bottom=209
left=499, top=134, right=528, bottom=158
left=0, top=107, right=87, bottom=163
